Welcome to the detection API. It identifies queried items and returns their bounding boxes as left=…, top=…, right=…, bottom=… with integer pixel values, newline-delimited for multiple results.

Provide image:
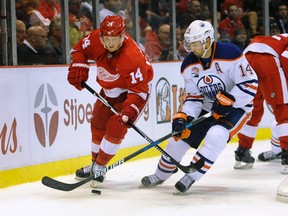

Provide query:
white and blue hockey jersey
left=181, top=42, right=258, bottom=118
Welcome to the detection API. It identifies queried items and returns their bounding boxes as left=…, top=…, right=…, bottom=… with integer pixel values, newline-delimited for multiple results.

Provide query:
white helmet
left=184, top=20, right=214, bottom=54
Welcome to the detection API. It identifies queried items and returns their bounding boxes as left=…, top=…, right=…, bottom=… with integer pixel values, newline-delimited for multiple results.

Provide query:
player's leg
left=258, top=120, right=282, bottom=161
left=75, top=90, right=113, bottom=180
left=176, top=109, right=249, bottom=193
left=255, top=53, right=288, bottom=173
left=234, top=88, right=264, bottom=169
left=141, top=113, right=215, bottom=188
left=274, top=104, right=288, bottom=174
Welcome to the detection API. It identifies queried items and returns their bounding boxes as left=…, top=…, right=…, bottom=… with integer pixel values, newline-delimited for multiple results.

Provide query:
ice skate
left=234, top=146, right=255, bottom=169
left=140, top=174, right=164, bottom=188
left=75, top=164, right=92, bottom=180
left=258, top=150, right=281, bottom=162
left=90, top=162, right=106, bottom=188
left=281, top=149, right=288, bottom=174
left=174, top=174, right=195, bottom=193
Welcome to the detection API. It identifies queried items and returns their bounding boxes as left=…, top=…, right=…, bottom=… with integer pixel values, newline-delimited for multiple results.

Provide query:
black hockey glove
left=212, top=90, right=235, bottom=119
left=172, top=112, right=193, bottom=141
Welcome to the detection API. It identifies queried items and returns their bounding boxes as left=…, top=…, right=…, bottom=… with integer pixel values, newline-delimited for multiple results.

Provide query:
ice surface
left=1, top=141, right=287, bottom=216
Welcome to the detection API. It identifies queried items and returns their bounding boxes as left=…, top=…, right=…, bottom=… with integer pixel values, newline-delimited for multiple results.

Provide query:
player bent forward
left=233, top=34, right=288, bottom=174
left=140, top=20, right=258, bottom=193
left=67, top=16, right=154, bottom=187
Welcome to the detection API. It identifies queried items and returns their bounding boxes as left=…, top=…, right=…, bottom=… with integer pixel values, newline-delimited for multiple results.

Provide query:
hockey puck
left=91, top=189, right=101, bottom=195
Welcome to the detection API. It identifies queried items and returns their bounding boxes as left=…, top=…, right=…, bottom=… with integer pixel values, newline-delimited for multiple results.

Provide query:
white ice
left=1, top=141, right=287, bottom=216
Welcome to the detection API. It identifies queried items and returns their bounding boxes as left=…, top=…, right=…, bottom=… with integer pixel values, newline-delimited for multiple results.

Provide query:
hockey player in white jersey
left=140, top=20, right=258, bottom=193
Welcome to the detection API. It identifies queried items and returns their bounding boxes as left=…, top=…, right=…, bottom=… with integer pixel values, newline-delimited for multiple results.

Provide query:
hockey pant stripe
left=192, top=151, right=214, bottom=175
left=158, top=155, right=177, bottom=173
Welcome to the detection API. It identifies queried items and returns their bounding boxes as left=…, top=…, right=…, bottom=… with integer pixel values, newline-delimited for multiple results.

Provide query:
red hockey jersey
left=70, top=29, right=154, bottom=99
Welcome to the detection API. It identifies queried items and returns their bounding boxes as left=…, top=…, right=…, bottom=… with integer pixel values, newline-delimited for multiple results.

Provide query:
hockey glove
left=119, top=94, right=145, bottom=127
left=119, top=104, right=139, bottom=127
left=67, top=63, right=89, bottom=90
left=212, top=90, right=235, bottom=120
left=172, top=112, right=192, bottom=141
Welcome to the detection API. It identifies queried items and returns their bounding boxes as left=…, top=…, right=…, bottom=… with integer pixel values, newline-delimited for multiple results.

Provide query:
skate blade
left=277, top=193, right=288, bottom=203
left=173, top=189, right=187, bottom=195
left=138, top=182, right=163, bottom=189
left=138, top=184, right=150, bottom=189
left=90, top=180, right=103, bottom=188
left=74, top=176, right=89, bottom=181
left=234, top=161, right=254, bottom=169
left=281, top=166, right=288, bottom=174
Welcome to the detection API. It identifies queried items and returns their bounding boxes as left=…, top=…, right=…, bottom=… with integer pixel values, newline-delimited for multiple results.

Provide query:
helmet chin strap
left=201, top=40, right=212, bottom=58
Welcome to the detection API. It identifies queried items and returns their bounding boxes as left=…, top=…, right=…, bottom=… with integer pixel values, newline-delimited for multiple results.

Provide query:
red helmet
left=100, top=16, right=126, bottom=36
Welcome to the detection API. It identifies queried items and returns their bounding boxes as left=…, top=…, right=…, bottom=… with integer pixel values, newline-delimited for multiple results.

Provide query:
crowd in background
left=3, top=0, right=288, bottom=65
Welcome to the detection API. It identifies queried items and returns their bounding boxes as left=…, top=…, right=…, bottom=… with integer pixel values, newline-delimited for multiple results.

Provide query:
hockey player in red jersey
left=140, top=20, right=258, bottom=193
left=234, top=34, right=288, bottom=174
left=67, top=15, right=154, bottom=186
left=234, top=89, right=281, bottom=169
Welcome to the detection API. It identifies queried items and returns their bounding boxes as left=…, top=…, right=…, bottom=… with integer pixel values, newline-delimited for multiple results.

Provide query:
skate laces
left=147, top=174, right=162, bottom=184
left=91, top=163, right=106, bottom=177
left=235, top=147, right=254, bottom=162
left=179, top=174, right=194, bottom=186
left=262, top=151, right=276, bottom=160
left=82, top=164, right=92, bottom=174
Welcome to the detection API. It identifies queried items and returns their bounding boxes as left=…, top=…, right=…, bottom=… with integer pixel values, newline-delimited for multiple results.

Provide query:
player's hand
left=212, top=90, right=235, bottom=119
left=119, top=104, right=139, bottom=127
left=172, top=112, right=192, bottom=141
left=67, top=63, right=89, bottom=90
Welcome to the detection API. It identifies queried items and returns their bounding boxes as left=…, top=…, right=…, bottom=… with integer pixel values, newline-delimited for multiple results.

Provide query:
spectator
left=17, top=25, right=48, bottom=65
left=176, top=0, right=190, bottom=13
left=177, top=0, right=202, bottom=29
left=81, top=0, right=96, bottom=21
left=0, top=26, right=2, bottom=65
left=221, top=0, right=259, bottom=36
left=16, top=19, right=27, bottom=46
left=218, top=3, right=245, bottom=41
left=144, top=23, right=172, bottom=62
left=148, top=0, right=170, bottom=28
left=232, top=28, right=250, bottom=51
left=274, top=3, right=288, bottom=33
left=99, top=0, right=126, bottom=22
left=46, top=15, right=63, bottom=64
left=69, top=0, right=93, bottom=47
left=139, top=0, right=169, bottom=32
left=37, top=0, right=61, bottom=21
left=270, top=22, right=281, bottom=36
left=175, top=26, right=189, bottom=60
left=201, top=3, right=212, bottom=21
left=16, top=0, right=40, bottom=28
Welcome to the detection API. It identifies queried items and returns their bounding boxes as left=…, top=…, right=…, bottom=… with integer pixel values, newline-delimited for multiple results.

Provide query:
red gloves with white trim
left=119, top=94, right=145, bottom=127
left=212, top=90, right=235, bottom=119
left=67, top=63, right=89, bottom=90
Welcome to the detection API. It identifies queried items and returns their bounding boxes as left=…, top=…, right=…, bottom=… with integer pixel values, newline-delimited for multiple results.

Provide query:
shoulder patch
left=214, top=42, right=242, bottom=60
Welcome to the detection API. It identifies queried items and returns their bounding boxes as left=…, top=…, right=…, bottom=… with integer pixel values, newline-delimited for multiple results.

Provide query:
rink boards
left=0, top=62, right=273, bottom=188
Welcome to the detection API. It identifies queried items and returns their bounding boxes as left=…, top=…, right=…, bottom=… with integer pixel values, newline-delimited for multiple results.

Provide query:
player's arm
left=119, top=57, right=154, bottom=126
left=229, top=56, right=258, bottom=108
left=67, top=34, right=93, bottom=91
left=212, top=90, right=235, bottom=119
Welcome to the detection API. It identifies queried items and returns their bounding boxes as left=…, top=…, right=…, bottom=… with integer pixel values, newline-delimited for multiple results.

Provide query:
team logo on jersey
left=97, top=67, right=120, bottom=82
left=82, top=34, right=91, bottom=49
left=197, top=75, right=225, bottom=101
left=191, top=67, right=199, bottom=77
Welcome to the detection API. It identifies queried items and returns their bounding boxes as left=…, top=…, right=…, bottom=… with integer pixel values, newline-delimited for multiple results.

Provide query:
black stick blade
left=41, top=176, right=92, bottom=191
